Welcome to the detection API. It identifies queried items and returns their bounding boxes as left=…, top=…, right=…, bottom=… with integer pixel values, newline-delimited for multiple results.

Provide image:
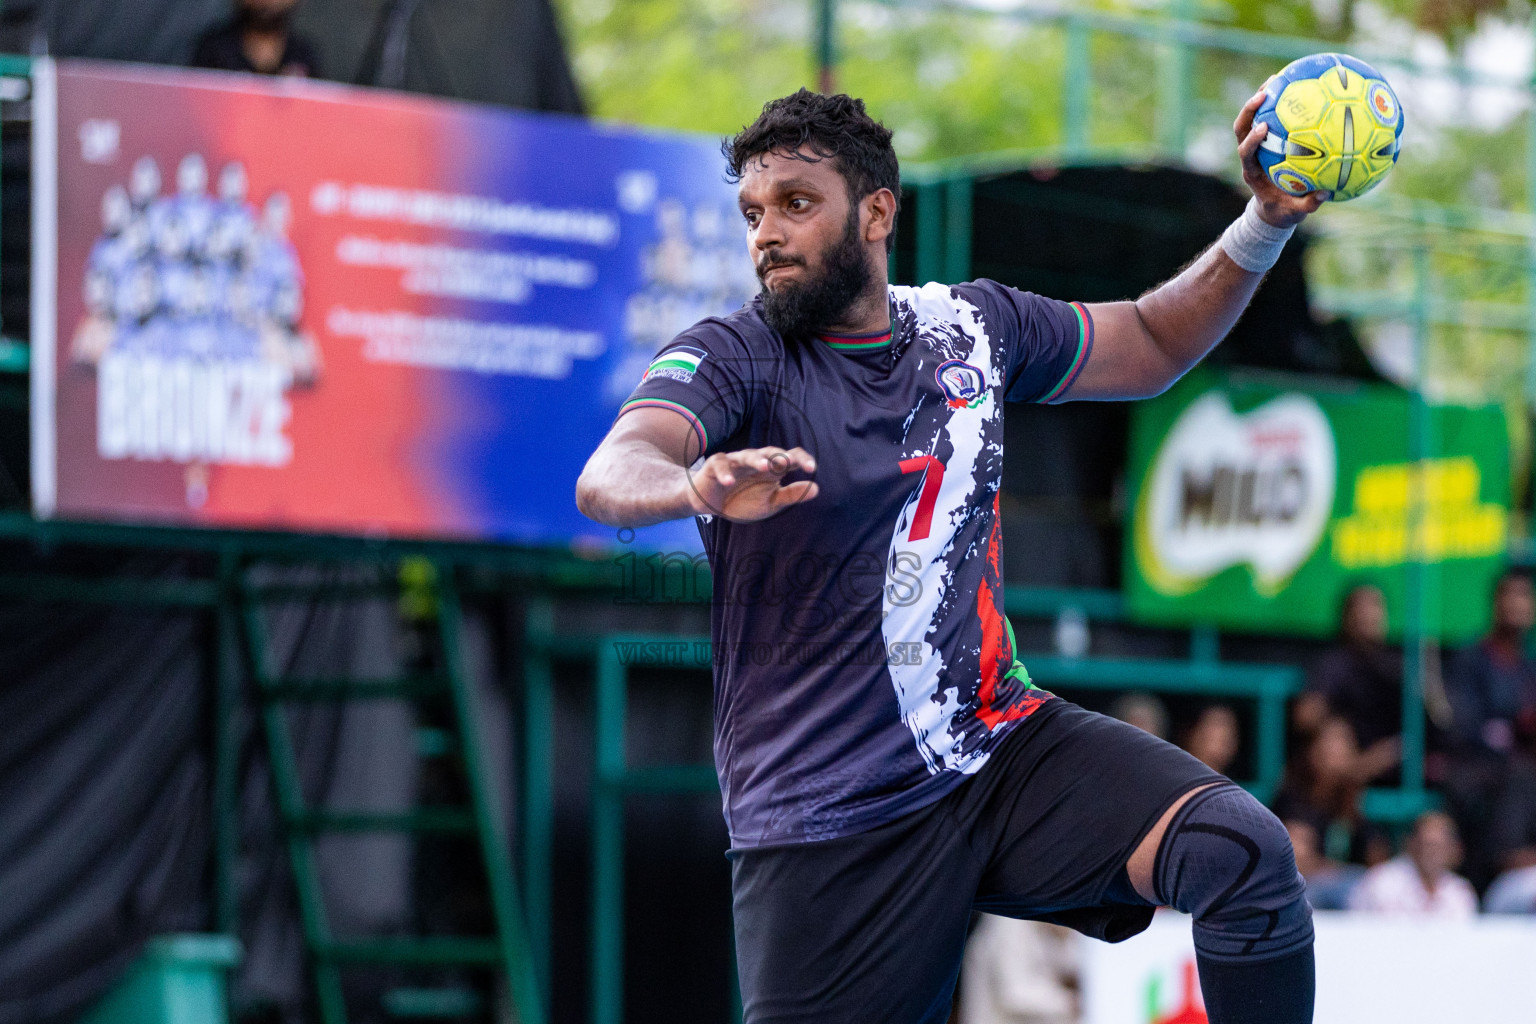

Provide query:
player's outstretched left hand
left=686, top=445, right=819, bottom=523
left=1235, top=88, right=1328, bottom=229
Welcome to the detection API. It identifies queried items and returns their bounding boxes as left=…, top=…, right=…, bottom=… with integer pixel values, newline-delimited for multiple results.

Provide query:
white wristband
left=1219, top=197, right=1294, bottom=273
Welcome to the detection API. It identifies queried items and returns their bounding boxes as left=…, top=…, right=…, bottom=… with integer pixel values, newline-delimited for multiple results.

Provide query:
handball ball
left=1255, top=52, right=1403, bottom=202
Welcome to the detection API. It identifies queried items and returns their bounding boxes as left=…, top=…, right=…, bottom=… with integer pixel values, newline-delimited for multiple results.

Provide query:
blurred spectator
left=1181, top=703, right=1239, bottom=777
left=1443, top=569, right=1536, bottom=888
left=1487, top=737, right=1536, bottom=875
left=1109, top=691, right=1168, bottom=740
left=957, top=916, right=1078, bottom=1024
left=1484, top=863, right=1536, bottom=913
left=191, top=0, right=321, bottom=77
left=1446, top=570, right=1536, bottom=757
left=1348, top=811, right=1477, bottom=917
left=1272, top=716, right=1390, bottom=865
left=1284, top=818, right=1363, bottom=910
left=1294, top=583, right=1401, bottom=783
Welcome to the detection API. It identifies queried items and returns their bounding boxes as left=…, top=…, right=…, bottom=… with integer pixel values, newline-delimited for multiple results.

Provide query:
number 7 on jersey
left=899, top=455, right=944, bottom=542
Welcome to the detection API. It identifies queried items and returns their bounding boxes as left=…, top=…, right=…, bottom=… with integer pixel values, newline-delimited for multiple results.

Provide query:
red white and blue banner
left=30, top=59, right=753, bottom=547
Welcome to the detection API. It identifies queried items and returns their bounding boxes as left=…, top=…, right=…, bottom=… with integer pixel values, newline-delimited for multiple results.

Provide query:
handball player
left=578, top=88, right=1324, bottom=1024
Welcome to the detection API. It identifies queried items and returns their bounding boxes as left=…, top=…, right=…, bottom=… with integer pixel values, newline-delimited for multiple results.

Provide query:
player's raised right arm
left=576, top=408, right=818, bottom=528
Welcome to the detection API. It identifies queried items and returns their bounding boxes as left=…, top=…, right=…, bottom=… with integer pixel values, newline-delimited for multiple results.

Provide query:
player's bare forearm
left=577, top=406, right=819, bottom=527
left=576, top=435, right=699, bottom=528
left=1134, top=235, right=1275, bottom=372
left=1054, top=89, right=1327, bottom=402
left=1060, top=245, right=1262, bottom=401
left=577, top=406, right=705, bottom=527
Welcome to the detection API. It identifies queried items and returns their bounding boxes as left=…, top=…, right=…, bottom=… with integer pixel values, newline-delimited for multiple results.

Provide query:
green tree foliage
left=556, top=0, right=1529, bottom=178
left=559, top=0, right=1175, bottom=158
left=559, top=0, right=806, bottom=137
left=556, top=0, right=1536, bottom=422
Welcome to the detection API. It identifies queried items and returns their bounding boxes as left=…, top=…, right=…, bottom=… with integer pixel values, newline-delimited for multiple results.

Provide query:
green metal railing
left=2, top=6, right=1528, bottom=797
left=237, top=562, right=544, bottom=1024
left=519, top=586, right=1313, bottom=1024
left=1005, top=589, right=1301, bottom=802
left=855, top=3, right=1535, bottom=812
left=0, top=557, right=562, bottom=1023
left=1003, top=586, right=1438, bottom=823
left=0, top=10, right=1522, bottom=1017
left=589, top=635, right=730, bottom=1024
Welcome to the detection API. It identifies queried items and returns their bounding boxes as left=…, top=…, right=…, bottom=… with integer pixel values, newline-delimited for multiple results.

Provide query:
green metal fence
left=589, top=635, right=727, bottom=1024
left=818, top=1, right=1536, bottom=811
left=518, top=586, right=1311, bottom=1024
left=2, top=8, right=1534, bottom=1018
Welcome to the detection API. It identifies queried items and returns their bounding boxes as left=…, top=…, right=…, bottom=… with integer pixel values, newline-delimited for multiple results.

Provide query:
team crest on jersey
left=643, top=346, right=705, bottom=383
left=935, top=359, right=987, bottom=409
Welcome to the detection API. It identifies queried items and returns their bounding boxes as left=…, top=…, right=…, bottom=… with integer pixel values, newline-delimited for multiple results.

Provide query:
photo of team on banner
left=71, top=151, right=320, bottom=383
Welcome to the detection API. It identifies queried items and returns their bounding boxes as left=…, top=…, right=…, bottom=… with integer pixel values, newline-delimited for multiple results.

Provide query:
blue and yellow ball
left=1255, top=52, right=1404, bottom=202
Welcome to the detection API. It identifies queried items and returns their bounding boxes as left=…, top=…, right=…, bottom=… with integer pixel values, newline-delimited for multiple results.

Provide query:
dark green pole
left=522, top=597, right=556, bottom=998
left=214, top=550, right=240, bottom=935
left=1157, top=0, right=1193, bottom=159
left=915, top=182, right=942, bottom=286
left=1402, top=240, right=1431, bottom=795
left=1063, top=18, right=1090, bottom=157
left=943, top=178, right=972, bottom=284
left=816, top=0, right=836, bottom=93
left=437, top=568, right=545, bottom=1024
left=590, top=643, right=627, bottom=1024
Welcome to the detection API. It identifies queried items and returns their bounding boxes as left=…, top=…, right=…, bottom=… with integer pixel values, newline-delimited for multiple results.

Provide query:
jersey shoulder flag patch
left=643, top=346, right=706, bottom=383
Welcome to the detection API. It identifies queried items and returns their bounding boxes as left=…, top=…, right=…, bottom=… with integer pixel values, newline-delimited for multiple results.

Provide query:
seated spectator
left=192, top=0, right=322, bottom=78
left=1443, top=569, right=1536, bottom=887
left=1181, top=703, right=1239, bottom=777
left=1109, top=691, right=1168, bottom=740
left=1482, top=725, right=1536, bottom=914
left=1283, top=818, right=1363, bottom=910
left=957, top=916, right=1078, bottom=1024
left=1487, top=736, right=1536, bottom=874
left=1272, top=716, right=1390, bottom=865
left=1484, top=864, right=1536, bottom=914
left=1348, top=811, right=1478, bottom=918
left=1294, top=583, right=1401, bottom=783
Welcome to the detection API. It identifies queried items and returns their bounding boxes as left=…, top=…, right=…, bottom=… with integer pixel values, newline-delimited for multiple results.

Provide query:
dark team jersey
left=618, top=280, right=1094, bottom=847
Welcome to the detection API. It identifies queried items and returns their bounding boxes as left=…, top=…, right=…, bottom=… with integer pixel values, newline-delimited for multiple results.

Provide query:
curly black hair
left=723, top=89, right=901, bottom=252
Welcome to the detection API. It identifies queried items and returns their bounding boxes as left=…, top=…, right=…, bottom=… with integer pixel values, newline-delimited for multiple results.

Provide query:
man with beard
left=191, top=0, right=321, bottom=78
left=578, top=89, right=1326, bottom=1024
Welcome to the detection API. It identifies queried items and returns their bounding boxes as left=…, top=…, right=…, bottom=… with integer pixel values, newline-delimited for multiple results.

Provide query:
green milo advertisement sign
left=1125, top=370, right=1510, bottom=642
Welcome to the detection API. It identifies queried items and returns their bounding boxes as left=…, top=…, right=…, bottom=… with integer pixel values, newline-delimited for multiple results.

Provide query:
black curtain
left=0, top=0, right=228, bottom=64
left=0, top=578, right=212, bottom=1022
left=340, top=0, right=584, bottom=114
left=0, top=554, right=737, bottom=1024
left=0, top=0, right=583, bottom=115
left=0, top=552, right=516, bottom=1024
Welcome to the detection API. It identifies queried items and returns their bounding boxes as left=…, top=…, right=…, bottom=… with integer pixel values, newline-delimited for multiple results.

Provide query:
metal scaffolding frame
left=809, top=0, right=1536, bottom=809
left=2, top=4, right=1535, bottom=1017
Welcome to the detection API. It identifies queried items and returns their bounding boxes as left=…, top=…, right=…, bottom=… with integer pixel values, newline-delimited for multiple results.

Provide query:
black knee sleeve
left=1153, top=784, right=1313, bottom=963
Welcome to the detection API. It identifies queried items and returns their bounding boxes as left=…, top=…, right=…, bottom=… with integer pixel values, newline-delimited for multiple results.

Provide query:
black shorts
left=729, top=699, right=1223, bottom=1024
